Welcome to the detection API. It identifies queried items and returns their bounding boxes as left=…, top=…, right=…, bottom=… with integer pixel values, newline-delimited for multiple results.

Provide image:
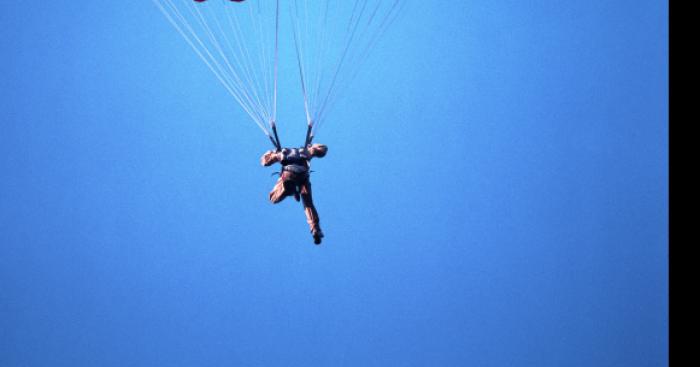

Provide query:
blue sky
left=1, top=1, right=667, bottom=366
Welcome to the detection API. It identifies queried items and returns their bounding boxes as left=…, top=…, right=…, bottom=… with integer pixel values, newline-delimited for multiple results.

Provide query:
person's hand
left=261, top=150, right=277, bottom=166
left=309, top=144, right=328, bottom=158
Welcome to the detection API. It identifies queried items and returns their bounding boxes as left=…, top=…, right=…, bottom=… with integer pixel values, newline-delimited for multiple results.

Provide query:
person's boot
left=312, top=229, right=324, bottom=245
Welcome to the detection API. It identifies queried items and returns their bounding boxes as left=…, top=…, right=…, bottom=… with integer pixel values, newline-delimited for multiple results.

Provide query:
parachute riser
left=271, top=122, right=282, bottom=151
left=268, top=134, right=280, bottom=150
left=303, top=123, right=313, bottom=151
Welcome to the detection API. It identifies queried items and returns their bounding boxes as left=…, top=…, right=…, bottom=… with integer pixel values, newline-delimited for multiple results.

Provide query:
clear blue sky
left=0, top=1, right=668, bottom=366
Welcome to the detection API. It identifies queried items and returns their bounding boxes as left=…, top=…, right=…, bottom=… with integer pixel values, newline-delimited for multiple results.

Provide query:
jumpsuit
left=261, top=144, right=327, bottom=243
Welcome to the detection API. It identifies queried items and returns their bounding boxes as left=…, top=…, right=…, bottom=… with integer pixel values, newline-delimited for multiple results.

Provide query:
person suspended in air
left=261, top=143, right=328, bottom=244
left=157, top=0, right=401, bottom=245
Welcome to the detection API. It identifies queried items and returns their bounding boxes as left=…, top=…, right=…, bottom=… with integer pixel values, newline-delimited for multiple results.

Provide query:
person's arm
left=308, top=144, right=328, bottom=159
left=261, top=150, right=282, bottom=166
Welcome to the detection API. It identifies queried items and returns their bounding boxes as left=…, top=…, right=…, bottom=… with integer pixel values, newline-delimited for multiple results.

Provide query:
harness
left=270, top=147, right=313, bottom=178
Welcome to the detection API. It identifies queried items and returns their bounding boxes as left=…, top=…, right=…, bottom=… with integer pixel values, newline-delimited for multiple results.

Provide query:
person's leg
left=300, top=180, right=323, bottom=244
left=269, top=175, right=293, bottom=204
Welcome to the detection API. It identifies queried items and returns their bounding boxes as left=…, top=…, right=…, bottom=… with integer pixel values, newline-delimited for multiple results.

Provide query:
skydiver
left=261, top=143, right=328, bottom=244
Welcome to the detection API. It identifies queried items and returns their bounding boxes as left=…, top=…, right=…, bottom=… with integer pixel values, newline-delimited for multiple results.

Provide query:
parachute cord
left=203, top=2, right=269, bottom=124
left=178, top=0, right=268, bottom=128
left=312, top=0, right=369, bottom=134
left=272, top=0, right=280, bottom=127
left=247, top=1, right=274, bottom=124
left=223, top=5, right=274, bottom=125
left=153, top=0, right=270, bottom=136
left=291, top=1, right=313, bottom=129
left=310, top=1, right=330, bottom=120
left=188, top=4, right=262, bottom=116
left=200, top=3, right=270, bottom=125
left=314, top=0, right=404, bottom=134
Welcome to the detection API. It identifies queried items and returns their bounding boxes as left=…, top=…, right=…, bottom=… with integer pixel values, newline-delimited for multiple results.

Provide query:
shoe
left=313, top=230, right=324, bottom=245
